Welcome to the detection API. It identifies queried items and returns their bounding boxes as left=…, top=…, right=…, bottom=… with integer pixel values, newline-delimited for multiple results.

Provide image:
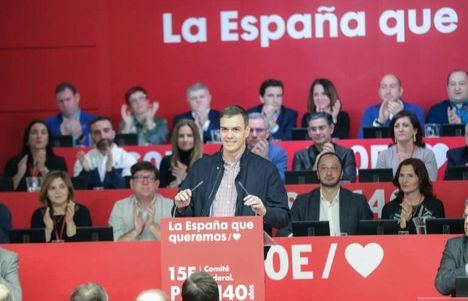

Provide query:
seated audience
left=444, top=123, right=468, bottom=179
left=31, top=171, right=92, bottom=242
left=119, top=86, right=168, bottom=145
left=435, top=199, right=468, bottom=296
left=109, top=161, right=173, bottom=241
left=358, top=74, right=424, bottom=138
left=301, top=78, right=350, bottom=139
left=45, top=82, right=96, bottom=146
left=248, top=79, right=298, bottom=140
left=3, top=120, right=67, bottom=191
left=73, top=116, right=137, bottom=189
left=280, top=152, right=372, bottom=236
left=247, top=112, right=287, bottom=182
left=159, top=119, right=203, bottom=188
left=293, top=112, right=356, bottom=182
left=182, top=272, right=219, bottom=301
left=381, top=158, right=445, bottom=232
left=135, top=289, right=168, bottom=301
left=173, top=83, right=220, bottom=143
left=70, top=282, right=108, bottom=301
left=376, top=111, right=438, bottom=181
left=0, top=248, right=22, bottom=301
left=0, top=204, right=12, bottom=243
left=427, top=69, right=467, bottom=125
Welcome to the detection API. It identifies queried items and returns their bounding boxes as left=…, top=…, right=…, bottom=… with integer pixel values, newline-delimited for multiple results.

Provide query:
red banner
left=54, top=137, right=464, bottom=180
left=160, top=217, right=265, bottom=301
left=1, top=235, right=460, bottom=300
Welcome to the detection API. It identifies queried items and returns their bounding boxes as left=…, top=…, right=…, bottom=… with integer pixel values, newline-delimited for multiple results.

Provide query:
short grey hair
left=186, top=82, right=210, bottom=97
left=248, top=112, right=269, bottom=131
left=70, top=282, right=108, bottom=301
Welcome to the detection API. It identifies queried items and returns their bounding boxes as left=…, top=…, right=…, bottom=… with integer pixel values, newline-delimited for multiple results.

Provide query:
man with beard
left=279, top=152, right=372, bottom=236
left=73, top=116, right=137, bottom=189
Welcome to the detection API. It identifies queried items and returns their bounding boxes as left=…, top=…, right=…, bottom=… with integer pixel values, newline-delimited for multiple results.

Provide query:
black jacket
left=292, top=143, right=357, bottom=182
left=279, top=187, right=373, bottom=236
left=175, top=149, right=290, bottom=232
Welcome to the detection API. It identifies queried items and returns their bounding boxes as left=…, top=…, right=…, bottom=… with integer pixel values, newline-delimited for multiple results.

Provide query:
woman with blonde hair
left=30, top=170, right=91, bottom=242
left=159, top=119, right=203, bottom=188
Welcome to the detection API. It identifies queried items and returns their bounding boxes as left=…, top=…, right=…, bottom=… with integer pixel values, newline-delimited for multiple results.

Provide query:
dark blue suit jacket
left=248, top=105, right=297, bottom=140
left=445, top=146, right=468, bottom=179
left=278, top=188, right=373, bottom=236
left=173, top=110, right=220, bottom=143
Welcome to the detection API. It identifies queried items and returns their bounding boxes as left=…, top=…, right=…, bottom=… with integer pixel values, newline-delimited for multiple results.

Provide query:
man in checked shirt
left=174, top=105, right=290, bottom=234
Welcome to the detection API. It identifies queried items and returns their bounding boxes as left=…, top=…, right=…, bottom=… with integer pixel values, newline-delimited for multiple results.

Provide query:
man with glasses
left=292, top=112, right=357, bottom=182
left=109, top=161, right=173, bottom=241
left=435, top=199, right=468, bottom=296
left=247, top=112, right=287, bottom=182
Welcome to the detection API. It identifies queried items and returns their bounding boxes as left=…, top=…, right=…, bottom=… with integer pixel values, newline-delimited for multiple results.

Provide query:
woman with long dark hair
left=159, top=119, right=203, bottom=188
left=3, top=120, right=67, bottom=191
left=301, top=78, right=350, bottom=139
left=381, top=158, right=445, bottom=231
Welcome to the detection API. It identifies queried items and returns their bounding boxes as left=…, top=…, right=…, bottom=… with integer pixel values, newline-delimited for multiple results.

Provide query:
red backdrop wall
left=0, top=0, right=467, bottom=170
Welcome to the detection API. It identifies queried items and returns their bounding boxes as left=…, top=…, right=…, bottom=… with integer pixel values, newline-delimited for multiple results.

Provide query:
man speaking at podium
left=174, top=105, right=290, bottom=233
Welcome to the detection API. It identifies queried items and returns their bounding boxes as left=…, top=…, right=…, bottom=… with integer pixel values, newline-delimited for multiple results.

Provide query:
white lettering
left=408, top=9, right=431, bottom=35
left=379, top=10, right=405, bottom=42
left=260, top=15, right=286, bottom=47
left=287, top=14, right=312, bottom=40
left=163, top=13, right=182, bottom=43
left=220, top=11, right=239, bottom=41
left=315, top=6, right=338, bottom=38
left=181, top=17, right=207, bottom=43
left=264, top=245, right=289, bottom=280
left=291, top=245, right=313, bottom=279
left=434, top=7, right=458, bottom=33
left=340, top=11, right=366, bottom=37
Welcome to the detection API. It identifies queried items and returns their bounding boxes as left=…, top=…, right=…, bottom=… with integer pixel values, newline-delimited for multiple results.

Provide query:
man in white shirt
left=435, top=200, right=468, bottom=296
left=73, top=116, right=137, bottom=189
left=109, top=161, right=173, bottom=241
left=280, top=152, right=372, bottom=236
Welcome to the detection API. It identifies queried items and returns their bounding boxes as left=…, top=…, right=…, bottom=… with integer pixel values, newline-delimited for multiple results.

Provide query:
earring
left=413, top=133, right=416, bottom=143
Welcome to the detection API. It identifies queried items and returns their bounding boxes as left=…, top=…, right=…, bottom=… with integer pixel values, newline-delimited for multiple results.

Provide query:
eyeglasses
left=132, top=175, right=156, bottom=183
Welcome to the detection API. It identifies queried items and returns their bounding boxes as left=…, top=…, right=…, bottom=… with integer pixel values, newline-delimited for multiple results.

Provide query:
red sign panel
left=160, top=217, right=265, bottom=301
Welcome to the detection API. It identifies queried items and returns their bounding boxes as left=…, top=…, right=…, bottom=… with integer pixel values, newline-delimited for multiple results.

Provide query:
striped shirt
left=211, top=154, right=242, bottom=217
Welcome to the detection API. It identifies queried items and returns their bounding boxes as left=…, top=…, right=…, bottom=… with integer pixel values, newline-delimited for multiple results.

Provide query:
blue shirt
left=358, top=100, right=425, bottom=138
left=44, top=110, right=96, bottom=146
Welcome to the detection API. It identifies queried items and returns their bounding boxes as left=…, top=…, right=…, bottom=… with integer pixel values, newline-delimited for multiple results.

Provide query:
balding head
left=135, top=289, right=168, bottom=301
left=378, top=74, right=403, bottom=103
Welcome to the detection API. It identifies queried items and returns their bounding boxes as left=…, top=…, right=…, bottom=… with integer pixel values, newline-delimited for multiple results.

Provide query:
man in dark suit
left=444, top=123, right=468, bottom=179
left=435, top=200, right=468, bottom=296
left=173, top=83, right=220, bottom=143
left=279, top=152, right=372, bottom=236
left=248, top=79, right=297, bottom=141
left=293, top=112, right=357, bottom=182
left=0, top=248, right=22, bottom=301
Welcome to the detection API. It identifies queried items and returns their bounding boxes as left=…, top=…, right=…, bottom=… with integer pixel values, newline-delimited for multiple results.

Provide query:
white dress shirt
left=319, top=188, right=341, bottom=236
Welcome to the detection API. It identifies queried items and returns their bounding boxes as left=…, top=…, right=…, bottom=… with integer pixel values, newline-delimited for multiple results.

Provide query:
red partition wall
left=1, top=181, right=466, bottom=229
left=0, top=235, right=457, bottom=301
left=0, top=1, right=467, bottom=171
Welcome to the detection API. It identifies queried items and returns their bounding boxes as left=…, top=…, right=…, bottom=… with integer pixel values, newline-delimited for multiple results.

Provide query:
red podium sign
left=160, top=216, right=265, bottom=301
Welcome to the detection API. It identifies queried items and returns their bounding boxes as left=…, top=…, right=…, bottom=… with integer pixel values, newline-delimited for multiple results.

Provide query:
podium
left=160, top=216, right=265, bottom=301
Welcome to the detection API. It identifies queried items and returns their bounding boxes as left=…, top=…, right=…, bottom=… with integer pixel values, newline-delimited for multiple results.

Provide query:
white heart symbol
left=427, top=143, right=449, bottom=168
left=232, top=233, right=241, bottom=240
left=345, top=243, right=384, bottom=278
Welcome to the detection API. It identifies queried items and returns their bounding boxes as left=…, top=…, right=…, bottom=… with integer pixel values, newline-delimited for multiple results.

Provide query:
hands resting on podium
left=174, top=189, right=267, bottom=216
